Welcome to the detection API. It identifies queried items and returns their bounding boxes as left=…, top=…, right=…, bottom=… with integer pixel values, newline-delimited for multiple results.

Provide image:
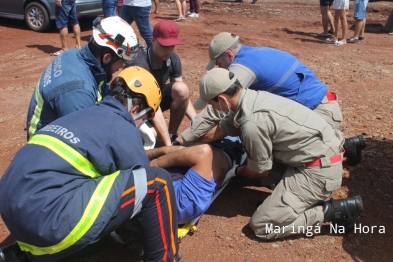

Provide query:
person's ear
left=130, top=104, right=141, bottom=116
left=226, top=50, right=235, bottom=60
left=102, top=53, right=112, bottom=64
left=217, top=94, right=227, bottom=104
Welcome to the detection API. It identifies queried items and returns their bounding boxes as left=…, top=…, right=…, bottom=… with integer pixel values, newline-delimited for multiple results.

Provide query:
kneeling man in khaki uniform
left=192, top=68, right=363, bottom=240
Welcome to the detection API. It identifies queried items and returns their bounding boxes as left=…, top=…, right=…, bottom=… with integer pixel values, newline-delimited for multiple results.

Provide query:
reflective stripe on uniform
left=28, top=134, right=101, bottom=178
left=17, top=170, right=121, bottom=255
left=267, top=60, right=300, bottom=93
left=28, top=80, right=104, bottom=140
left=28, top=81, right=44, bottom=140
left=20, top=133, right=122, bottom=255
left=131, top=168, right=147, bottom=218
left=97, top=81, right=104, bottom=103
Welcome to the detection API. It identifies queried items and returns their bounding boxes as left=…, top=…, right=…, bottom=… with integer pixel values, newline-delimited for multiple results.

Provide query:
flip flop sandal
left=359, top=36, right=364, bottom=41
left=335, top=41, right=346, bottom=46
left=347, top=38, right=359, bottom=43
left=174, top=17, right=185, bottom=22
left=52, top=50, right=64, bottom=56
left=325, top=38, right=337, bottom=43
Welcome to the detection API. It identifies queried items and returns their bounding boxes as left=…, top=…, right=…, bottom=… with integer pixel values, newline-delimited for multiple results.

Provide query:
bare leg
left=59, top=27, right=69, bottom=51
left=72, top=24, right=81, bottom=49
left=181, top=0, right=187, bottom=16
left=185, top=101, right=196, bottom=120
left=320, top=6, right=330, bottom=34
left=350, top=19, right=365, bottom=39
left=175, top=0, right=185, bottom=18
left=339, top=10, right=347, bottom=43
left=360, top=18, right=366, bottom=38
left=327, top=7, right=335, bottom=32
left=168, top=82, right=189, bottom=134
left=332, top=10, right=340, bottom=41
left=154, top=0, right=159, bottom=13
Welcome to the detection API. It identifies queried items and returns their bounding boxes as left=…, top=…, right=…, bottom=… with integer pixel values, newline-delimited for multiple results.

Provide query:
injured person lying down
left=146, top=136, right=245, bottom=224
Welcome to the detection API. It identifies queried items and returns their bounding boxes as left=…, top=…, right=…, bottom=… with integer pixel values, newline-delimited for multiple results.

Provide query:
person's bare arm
left=150, top=144, right=231, bottom=184
left=236, top=165, right=269, bottom=179
left=192, top=126, right=227, bottom=144
left=146, top=146, right=184, bottom=160
left=151, top=107, right=172, bottom=146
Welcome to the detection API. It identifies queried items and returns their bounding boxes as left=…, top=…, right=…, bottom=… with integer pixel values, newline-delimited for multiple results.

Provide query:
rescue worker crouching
left=0, top=66, right=180, bottom=262
left=26, top=16, right=140, bottom=140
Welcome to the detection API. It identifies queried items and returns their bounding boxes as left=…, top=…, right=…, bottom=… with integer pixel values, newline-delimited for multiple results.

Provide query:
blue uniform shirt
left=233, top=46, right=328, bottom=109
left=0, top=96, right=149, bottom=249
left=26, top=45, right=108, bottom=140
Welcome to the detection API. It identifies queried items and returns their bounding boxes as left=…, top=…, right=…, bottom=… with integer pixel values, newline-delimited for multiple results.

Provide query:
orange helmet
left=111, top=66, right=161, bottom=119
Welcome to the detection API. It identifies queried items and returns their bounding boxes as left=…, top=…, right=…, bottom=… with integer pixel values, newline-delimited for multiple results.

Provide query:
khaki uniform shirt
left=184, top=89, right=344, bottom=174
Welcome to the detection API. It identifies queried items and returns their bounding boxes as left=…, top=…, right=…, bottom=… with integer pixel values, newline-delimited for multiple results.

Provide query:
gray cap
left=194, top=68, right=237, bottom=110
left=206, top=32, right=240, bottom=70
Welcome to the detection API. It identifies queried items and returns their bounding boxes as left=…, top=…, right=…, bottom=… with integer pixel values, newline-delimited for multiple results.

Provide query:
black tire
left=24, top=2, right=51, bottom=32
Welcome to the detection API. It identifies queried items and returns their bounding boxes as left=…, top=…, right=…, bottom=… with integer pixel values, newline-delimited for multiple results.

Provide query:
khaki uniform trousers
left=314, top=95, right=343, bottom=130
left=250, top=161, right=342, bottom=240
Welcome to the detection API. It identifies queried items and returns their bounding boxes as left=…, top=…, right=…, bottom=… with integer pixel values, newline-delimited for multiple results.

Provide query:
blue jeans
left=120, top=5, right=152, bottom=48
left=102, top=0, right=118, bottom=17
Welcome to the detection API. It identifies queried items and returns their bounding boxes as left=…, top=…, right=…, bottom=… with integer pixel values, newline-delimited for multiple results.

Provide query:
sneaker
left=188, top=12, right=199, bottom=18
left=185, top=12, right=192, bottom=17
left=170, top=134, right=183, bottom=146
left=323, top=196, right=363, bottom=231
left=343, top=135, right=366, bottom=166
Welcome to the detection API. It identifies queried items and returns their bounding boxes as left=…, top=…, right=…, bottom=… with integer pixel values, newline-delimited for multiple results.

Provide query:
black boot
left=0, top=243, right=28, bottom=262
left=323, top=196, right=363, bottom=231
left=343, top=135, right=366, bottom=166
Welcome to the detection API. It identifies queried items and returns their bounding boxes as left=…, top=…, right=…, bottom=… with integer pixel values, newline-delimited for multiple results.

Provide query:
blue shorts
left=354, top=0, right=368, bottom=21
left=319, top=0, right=334, bottom=7
left=173, top=168, right=216, bottom=224
left=55, top=0, right=79, bottom=29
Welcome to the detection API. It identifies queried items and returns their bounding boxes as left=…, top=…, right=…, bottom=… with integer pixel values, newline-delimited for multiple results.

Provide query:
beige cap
left=194, top=68, right=237, bottom=110
left=206, top=32, right=240, bottom=70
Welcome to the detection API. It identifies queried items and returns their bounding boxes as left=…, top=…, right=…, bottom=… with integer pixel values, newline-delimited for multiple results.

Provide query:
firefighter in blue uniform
left=26, top=16, right=140, bottom=140
left=0, top=67, right=180, bottom=262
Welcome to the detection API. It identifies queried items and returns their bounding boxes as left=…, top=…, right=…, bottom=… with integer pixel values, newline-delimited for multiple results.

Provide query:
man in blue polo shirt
left=182, top=32, right=366, bottom=166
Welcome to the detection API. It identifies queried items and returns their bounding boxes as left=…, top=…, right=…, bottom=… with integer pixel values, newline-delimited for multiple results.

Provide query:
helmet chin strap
left=132, top=108, right=152, bottom=120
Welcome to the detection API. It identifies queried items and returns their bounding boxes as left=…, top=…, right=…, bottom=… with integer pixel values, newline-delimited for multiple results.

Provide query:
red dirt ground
left=1, top=0, right=393, bottom=261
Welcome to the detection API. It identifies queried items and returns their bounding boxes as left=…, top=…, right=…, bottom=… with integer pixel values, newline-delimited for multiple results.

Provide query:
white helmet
left=92, top=16, right=139, bottom=62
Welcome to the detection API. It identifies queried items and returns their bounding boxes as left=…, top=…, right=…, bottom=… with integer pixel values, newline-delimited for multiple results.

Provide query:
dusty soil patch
left=1, top=0, right=393, bottom=261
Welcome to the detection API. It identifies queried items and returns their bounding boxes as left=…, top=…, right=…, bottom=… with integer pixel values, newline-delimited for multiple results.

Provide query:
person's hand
left=221, top=161, right=238, bottom=186
left=56, top=0, right=62, bottom=6
left=139, top=122, right=156, bottom=150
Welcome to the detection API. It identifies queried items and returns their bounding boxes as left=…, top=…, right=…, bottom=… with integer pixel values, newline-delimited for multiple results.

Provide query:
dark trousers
left=189, top=0, right=200, bottom=13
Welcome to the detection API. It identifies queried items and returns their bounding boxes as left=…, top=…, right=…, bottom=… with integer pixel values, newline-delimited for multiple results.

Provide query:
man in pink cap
left=129, top=20, right=196, bottom=147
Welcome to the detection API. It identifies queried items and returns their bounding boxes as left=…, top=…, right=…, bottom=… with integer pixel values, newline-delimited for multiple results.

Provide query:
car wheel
left=24, top=2, right=51, bottom=32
